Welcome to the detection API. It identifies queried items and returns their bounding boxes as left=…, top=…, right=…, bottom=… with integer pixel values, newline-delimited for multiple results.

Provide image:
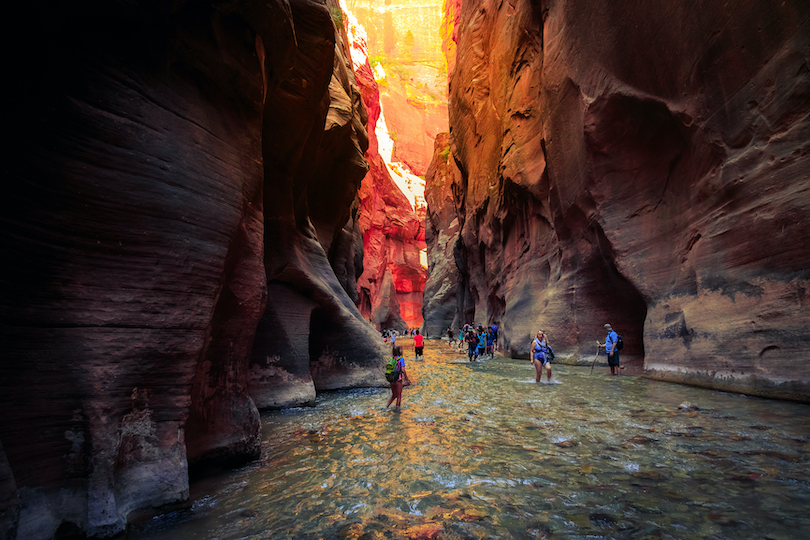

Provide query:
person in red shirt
left=413, top=329, right=424, bottom=359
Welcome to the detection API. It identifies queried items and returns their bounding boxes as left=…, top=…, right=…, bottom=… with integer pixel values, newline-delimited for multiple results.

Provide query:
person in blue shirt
left=476, top=329, right=486, bottom=360
left=598, top=323, right=621, bottom=375
left=486, top=330, right=495, bottom=357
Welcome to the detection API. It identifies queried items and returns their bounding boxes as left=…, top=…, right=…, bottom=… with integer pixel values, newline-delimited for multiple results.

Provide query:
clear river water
left=131, top=340, right=810, bottom=539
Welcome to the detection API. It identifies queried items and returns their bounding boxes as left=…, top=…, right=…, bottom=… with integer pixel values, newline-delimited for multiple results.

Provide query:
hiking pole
left=590, top=346, right=600, bottom=374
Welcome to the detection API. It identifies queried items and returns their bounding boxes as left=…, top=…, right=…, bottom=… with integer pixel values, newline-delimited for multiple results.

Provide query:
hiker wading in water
left=530, top=329, right=553, bottom=383
left=598, top=323, right=622, bottom=375
left=385, top=345, right=411, bottom=410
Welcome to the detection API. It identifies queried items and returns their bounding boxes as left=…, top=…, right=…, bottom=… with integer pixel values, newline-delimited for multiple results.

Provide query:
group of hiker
left=445, top=323, right=498, bottom=362
left=384, top=322, right=622, bottom=409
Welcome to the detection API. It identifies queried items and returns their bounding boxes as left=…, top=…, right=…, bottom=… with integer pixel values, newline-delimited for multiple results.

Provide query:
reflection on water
left=132, top=341, right=810, bottom=539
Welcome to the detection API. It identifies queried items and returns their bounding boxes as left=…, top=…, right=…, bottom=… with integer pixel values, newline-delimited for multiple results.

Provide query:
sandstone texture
left=1, top=0, right=386, bottom=537
left=350, top=12, right=429, bottom=333
left=352, top=0, right=450, bottom=176
left=381, top=84, right=449, bottom=177
left=423, top=133, right=465, bottom=338
left=427, top=0, right=810, bottom=401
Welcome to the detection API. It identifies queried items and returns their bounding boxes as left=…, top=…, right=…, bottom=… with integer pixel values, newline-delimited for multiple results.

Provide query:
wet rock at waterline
left=427, top=0, right=810, bottom=400
left=1, top=0, right=386, bottom=538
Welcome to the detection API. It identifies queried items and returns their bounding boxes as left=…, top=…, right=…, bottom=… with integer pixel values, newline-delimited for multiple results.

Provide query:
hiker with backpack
left=465, top=327, right=479, bottom=361
left=598, top=323, right=622, bottom=375
left=530, top=329, right=554, bottom=383
left=485, top=329, right=495, bottom=358
left=385, top=345, right=411, bottom=410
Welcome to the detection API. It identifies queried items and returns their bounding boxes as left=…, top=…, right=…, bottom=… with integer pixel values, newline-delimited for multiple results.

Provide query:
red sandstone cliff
left=423, top=133, right=465, bottom=337
left=0, top=1, right=385, bottom=537
left=380, top=82, right=449, bottom=177
left=348, top=8, right=428, bottom=332
left=351, top=0, right=450, bottom=176
left=427, top=0, right=810, bottom=401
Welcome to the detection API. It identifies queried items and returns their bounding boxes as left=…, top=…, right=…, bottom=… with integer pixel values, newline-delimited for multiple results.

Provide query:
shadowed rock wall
left=247, top=0, right=387, bottom=410
left=423, top=133, right=465, bottom=338
left=428, top=0, right=810, bottom=401
left=0, top=0, right=386, bottom=537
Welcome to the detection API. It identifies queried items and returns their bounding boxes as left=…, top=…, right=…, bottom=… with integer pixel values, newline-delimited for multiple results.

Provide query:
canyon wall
left=427, top=0, right=810, bottom=401
left=350, top=7, right=429, bottom=332
left=352, top=0, right=449, bottom=176
left=0, top=0, right=386, bottom=538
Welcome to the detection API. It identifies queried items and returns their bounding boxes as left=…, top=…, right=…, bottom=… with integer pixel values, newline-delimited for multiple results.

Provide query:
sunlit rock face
left=437, top=0, right=810, bottom=400
left=349, top=10, right=428, bottom=332
left=379, top=79, right=449, bottom=177
left=351, top=0, right=449, bottom=176
left=0, top=0, right=385, bottom=537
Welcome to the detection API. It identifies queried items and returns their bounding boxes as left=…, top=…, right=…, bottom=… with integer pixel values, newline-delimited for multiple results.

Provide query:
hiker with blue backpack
left=384, top=345, right=411, bottom=410
left=598, top=323, right=623, bottom=375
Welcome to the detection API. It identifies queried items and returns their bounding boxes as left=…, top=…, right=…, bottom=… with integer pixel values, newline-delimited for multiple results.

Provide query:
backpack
left=385, top=356, right=401, bottom=383
left=615, top=334, right=624, bottom=352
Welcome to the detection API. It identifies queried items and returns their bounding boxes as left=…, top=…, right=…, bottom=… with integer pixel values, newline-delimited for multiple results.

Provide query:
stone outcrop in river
left=426, top=0, right=810, bottom=401
left=1, top=0, right=386, bottom=537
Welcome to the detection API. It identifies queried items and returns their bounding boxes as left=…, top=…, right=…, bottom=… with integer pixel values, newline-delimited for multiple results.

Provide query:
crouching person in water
left=530, top=329, right=553, bottom=383
left=386, top=345, right=411, bottom=410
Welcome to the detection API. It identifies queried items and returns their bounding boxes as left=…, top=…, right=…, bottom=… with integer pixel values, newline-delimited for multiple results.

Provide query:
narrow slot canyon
left=1, top=1, right=809, bottom=538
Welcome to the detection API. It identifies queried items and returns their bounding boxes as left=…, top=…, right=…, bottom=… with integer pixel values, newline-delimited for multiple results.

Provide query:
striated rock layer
left=428, top=0, right=810, bottom=401
left=423, top=133, right=465, bottom=337
left=0, top=0, right=386, bottom=537
left=350, top=10, right=428, bottom=333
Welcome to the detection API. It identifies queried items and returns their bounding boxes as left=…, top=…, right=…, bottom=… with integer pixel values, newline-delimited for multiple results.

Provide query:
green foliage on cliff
left=369, top=55, right=446, bottom=108
left=330, top=7, right=344, bottom=31
left=439, top=146, right=451, bottom=163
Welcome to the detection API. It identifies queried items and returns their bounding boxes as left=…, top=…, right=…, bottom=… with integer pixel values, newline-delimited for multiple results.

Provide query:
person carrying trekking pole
left=597, top=323, right=621, bottom=375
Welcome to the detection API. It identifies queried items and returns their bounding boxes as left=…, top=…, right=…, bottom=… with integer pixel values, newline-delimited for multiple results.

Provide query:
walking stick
left=590, top=346, right=600, bottom=374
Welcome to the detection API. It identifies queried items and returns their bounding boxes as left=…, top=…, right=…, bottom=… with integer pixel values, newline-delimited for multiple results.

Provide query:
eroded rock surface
left=247, top=0, right=386, bottom=410
left=1, top=0, right=386, bottom=537
left=350, top=12, right=428, bottom=333
left=423, top=134, right=465, bottom=337
left=429, top=0, right=810, bottom=400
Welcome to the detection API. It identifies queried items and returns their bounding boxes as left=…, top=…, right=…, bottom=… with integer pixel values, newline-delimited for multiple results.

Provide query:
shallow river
left=132, top=340, right=810, bottom=539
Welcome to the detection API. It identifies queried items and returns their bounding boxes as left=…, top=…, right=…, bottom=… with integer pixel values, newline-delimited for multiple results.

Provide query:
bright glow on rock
left=339, top=0, right=369, bottom=71
left=341, top=0, right=426, bottom=212
left=376, top=106, right=426, bottom=210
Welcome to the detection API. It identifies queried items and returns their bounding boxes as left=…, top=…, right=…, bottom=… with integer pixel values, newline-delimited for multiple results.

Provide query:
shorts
left=608, top=352, right=620, bottom=367
left=415, top=346, right=423, bottom=355
left=534, top=353, right=550, bottom=365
